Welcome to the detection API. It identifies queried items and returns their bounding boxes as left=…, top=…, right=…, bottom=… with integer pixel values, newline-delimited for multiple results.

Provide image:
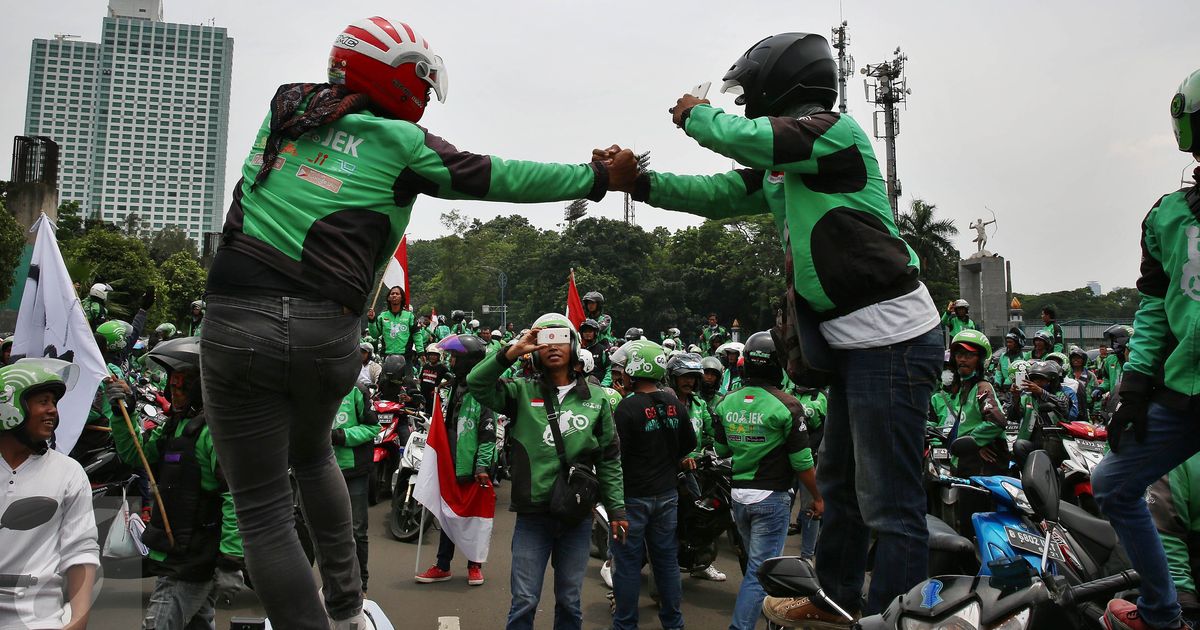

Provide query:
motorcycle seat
left=927, top=515, right=974, bottom=555
left=1058, top=501, right=1117, bottom=551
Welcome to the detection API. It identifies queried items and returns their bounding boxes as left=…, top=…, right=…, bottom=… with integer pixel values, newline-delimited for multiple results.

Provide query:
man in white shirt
left=0, top=360, right=98, bottom=630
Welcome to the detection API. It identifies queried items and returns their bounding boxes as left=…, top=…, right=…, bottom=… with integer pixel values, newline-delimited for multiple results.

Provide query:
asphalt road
left=84, top=482, right=791, bottom=630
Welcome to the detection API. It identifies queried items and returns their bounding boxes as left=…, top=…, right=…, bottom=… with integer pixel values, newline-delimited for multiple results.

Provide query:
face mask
left=941, top=369, right=955, bottom=388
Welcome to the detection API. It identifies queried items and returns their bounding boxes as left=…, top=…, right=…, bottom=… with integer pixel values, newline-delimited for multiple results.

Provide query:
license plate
left=1076, top=439, right=1106, bottom=453
left=932, top=448, right=950, bottom=461
left=377, top=413, right=393, bottom=424
left=1005, top=526, right=1065, bottom=562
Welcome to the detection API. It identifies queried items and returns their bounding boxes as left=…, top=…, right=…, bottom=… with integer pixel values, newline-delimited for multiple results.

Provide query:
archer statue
left=970, top=215, right=997, bottom=256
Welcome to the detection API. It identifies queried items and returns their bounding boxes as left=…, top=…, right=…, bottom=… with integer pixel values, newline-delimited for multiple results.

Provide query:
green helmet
left=623, top=339, right=668, bottom=381
left=1171, top=68, right=1200, bottom=153
left=531, top=313, right=579, bottom=363
left=1008, top=359, right=1031, bottom=380
left=154, top=323, right=177, bottom=338
left=0, top=360, right=74, bottom=431
left=950, top=329, right=992, bottom=359
left=96, top=320, right=133, bottom=352
left=700, top=356, right=725, bottom=375
left=1045, top=351, right=1069, bottom=367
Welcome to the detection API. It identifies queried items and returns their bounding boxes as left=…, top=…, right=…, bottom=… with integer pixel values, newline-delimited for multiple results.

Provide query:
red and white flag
left=565, top=269, right=585, bottom=331
left=380, top=237, right=410, bottom=302
left=413, top=394, right=496, bottom=563
left=428, top=307, right=439, bottom=336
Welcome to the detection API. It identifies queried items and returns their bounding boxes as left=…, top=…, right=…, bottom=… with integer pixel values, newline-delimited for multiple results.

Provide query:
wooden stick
left=116, top=399, right=175, bottom=548
left=369, top=274, right=388, bottom=313
left=83, top=424, right=112, bottom=432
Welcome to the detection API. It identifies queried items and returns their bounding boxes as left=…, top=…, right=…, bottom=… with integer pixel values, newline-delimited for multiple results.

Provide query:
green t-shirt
left=713, top=383, right=813, bottom=490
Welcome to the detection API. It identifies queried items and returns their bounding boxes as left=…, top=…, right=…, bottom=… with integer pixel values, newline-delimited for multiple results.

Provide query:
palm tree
left=897, top=198, right=958, bottom=274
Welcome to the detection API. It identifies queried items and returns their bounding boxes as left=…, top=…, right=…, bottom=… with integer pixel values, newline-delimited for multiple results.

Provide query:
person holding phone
left=466, top=314, right=627, bottom=630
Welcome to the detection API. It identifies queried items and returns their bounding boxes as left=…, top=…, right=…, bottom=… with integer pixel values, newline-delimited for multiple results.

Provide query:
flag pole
left=414, top=507, right=428, bottom=575
left=117, top=398, right=175, bottom=548
left=369, top=274, right=387, bottom=313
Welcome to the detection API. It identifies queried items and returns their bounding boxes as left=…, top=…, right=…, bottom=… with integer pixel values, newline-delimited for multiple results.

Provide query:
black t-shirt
left=613, top=390, right=697, bottom=498
left=419, top=363, right=449, bottom=400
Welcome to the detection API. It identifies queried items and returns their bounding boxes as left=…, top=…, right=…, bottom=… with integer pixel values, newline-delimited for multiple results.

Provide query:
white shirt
left=0, top=448, right=99, bottom=630
left=819, top=283, right=941, bottom=350
left=732, top=488, right=774, bottom=505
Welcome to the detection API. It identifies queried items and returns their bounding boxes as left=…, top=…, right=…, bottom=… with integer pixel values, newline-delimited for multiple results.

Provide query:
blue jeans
left=731, top=491, right=792, bottom=630
left=1094, top=402, right=1200, bottom=628
left=814, top=326, right=942, bottom=615
left=612, top=492, right=684, bottom=630
left=142, top=576, right=216, bottom=630
left=506, top=513, right=592, bottom=630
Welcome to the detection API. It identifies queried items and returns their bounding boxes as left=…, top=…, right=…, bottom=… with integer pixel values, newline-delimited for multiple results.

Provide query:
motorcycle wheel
left=389, top=481, right=432, bottom=542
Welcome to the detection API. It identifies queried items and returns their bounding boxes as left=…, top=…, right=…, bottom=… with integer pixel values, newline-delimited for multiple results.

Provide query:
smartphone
left=689, top=81, right=711, bottom=99
left=537, top=328, right=571, bottom=346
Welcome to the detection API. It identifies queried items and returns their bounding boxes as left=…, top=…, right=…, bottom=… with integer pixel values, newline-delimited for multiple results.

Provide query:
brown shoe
left=762, top=596, right=855, bottom=629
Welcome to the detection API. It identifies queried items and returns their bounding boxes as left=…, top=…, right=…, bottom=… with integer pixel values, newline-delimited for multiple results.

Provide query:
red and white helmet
left=328, top=17, right=448, bottom=122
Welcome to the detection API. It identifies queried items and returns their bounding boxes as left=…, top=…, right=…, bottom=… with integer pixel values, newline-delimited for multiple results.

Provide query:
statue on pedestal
left=968, top=210, right=998, bottom=258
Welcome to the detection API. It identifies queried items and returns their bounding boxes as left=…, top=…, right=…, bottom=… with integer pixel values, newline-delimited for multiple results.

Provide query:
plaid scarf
left=253, top=83, right=370, bottom=187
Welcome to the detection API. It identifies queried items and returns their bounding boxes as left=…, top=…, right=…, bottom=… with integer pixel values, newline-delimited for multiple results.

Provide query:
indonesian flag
left=565, top=269, right=585, bottom=330
left=380, top=237, right=410, bottom=303
left=428, top=307, right=439, bottom=335
left=413, top=393, right=496, bottom=563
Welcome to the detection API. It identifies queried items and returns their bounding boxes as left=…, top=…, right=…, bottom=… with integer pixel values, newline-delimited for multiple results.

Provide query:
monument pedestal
left=959, top=254, right=1009, bottom=341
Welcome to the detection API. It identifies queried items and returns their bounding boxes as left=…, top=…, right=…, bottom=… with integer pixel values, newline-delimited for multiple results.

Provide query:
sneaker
left=600, top=560, right=613, bottom=588
left=690, top=565, right=727, bottom=582
left=763, top=596, right=855, bottom=629
left=1103, top=600, right=1150, bottom=630
left=467, top=566, right=485, bottom=586
left=414, top=565, right=452, bottom=583
left=788, top=522, right=802, bottom=536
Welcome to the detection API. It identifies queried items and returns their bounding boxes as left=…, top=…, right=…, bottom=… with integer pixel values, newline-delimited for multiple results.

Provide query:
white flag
left=12, top=214, right=109, bottom=454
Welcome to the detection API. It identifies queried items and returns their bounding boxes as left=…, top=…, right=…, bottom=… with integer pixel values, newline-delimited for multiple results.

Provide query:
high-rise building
left=23, top=0, right=233, bottom=243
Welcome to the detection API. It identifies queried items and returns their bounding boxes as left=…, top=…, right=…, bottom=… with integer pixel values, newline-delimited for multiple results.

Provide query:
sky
left=1, top=0, right=1197, bottom=294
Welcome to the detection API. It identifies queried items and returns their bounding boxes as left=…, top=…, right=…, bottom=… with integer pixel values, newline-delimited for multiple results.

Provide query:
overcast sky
left=2, top=0, right=1197, bottom=293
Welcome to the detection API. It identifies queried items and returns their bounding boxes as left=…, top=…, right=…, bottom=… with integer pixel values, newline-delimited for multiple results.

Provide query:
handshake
left=591, top=92, right=712, bottom=194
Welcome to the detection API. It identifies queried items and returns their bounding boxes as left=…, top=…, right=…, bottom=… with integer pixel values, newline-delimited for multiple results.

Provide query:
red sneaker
left=467, top=566, right=484, bottom=586
left=415, top=566, right=452, bottom=583
left=1103, top=600, right=1150, bottom=630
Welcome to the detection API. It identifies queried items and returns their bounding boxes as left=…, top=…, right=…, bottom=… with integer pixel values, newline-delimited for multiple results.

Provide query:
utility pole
left=830, top=21, right=854, bottom=114
left=862, top=47, right=911, bottom=222
left=623, top=193, right=636, bottom=225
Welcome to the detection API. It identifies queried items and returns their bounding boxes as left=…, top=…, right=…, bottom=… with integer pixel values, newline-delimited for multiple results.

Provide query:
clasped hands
left=592, top=92, right=710, bottom=194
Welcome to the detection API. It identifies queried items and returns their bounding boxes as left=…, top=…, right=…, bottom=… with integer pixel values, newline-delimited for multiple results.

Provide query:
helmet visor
left=437, top=335, right=471, bottom=354
left=416, top=55, right=448, bottom=103
left=720, top=79, right=744, bottom=95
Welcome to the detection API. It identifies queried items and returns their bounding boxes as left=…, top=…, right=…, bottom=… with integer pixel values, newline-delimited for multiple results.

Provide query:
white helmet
left=468, top=319, right=480, bottom=330
left=489, top=329, right=502, bottom=339
left=716, top=341, right=745, bottom=357
left=662, top=338, right=678, bottom=351
left=953, top=299, right=969, bottom=309
left=577, top=348, right=595, bottom=374
left=424, top=344, right=442, bottom=356
left=668, top=327, right=681, bottom=337
left=89, top=283, right=112, bottom=301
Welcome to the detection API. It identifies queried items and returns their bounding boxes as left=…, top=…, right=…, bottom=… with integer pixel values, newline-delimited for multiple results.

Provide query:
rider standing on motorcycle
left=610, top=340, right=697, bottom=630
left=416, top=334, right=497, bottom=587
left=109, top=338, right=247, bottom=628
left=944, top=330, right=1008, bottom=478
left=467, top=314, right=627, bottom=630
left=940, top=299, right=977, bottom=340
left=332, top=383, right=379, bottom=593
left=714, top=331, right=822, bottom=630
left=1092, top=68, right=1200, bottom=630
left=368, top=286, right=415, bottom=361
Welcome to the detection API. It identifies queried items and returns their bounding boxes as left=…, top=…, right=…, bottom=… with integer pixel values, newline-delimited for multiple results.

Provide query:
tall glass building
left=23, top=0, right=233, bottom=243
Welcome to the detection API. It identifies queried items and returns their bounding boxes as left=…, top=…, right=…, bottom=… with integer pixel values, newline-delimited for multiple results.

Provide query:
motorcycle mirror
left=0, top=496, right=59, bottom=530
left=142, top=403, right=159, bottom=419
left=1021, top=449, right=1060, bottom=522
left=950, top=435, right=980, bottom=457
left=756, top=557, right=856, bottom=621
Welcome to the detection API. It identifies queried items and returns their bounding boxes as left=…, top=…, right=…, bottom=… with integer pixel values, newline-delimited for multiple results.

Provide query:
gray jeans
left=142, top=576, right=216, bottom=630
left=199, top=295, right=362, bottom=627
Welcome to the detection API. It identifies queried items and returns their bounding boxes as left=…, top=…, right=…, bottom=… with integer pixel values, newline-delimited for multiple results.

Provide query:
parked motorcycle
left=388, top=409, right=433, bottom=542
left=369, top=398, right=406, bottom=505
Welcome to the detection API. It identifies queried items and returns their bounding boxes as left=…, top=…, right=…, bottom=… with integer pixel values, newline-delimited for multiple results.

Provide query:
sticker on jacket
left=296, top=164, right=343, bottom=194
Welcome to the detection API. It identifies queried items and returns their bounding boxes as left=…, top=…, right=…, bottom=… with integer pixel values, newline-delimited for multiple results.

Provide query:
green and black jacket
left=219, top=100, right=609, bottom=313
left=369, top=308, right=415, bottom=356
left=713, top=381, right=814, bottom=491
left=1150, top=452, right=1200, bottom=606
left=444, top=381, right=497, bottom=483
left=633, top=104, right=921, bottom=320
left=332, top=385, right=379, bottom=478
left=466, top=352, right=625, bottom=520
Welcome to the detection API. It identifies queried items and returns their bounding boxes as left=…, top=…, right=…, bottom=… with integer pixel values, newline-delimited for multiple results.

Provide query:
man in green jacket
left=467, top=313, right=627, bottom=630
left=1094, top=67, right=1200, bottom=630
left=940, top=299, right=977, bottom=341
left=368, top=286, right=415, bottom=359
left=945, top=331, right=1007, bottom=477
left=1151, top=453, right=1200, bottom=627
left=108, top=337, right=246, bottom=628
left=331, top=384, right=379, bottom=592
left=198, top=17, right=639, bottom=629
left=417, top=334, right=496, bottom=587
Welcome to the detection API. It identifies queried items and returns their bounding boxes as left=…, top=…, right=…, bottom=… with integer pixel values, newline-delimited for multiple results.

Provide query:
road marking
left=437, top=616, right=460, bottom=630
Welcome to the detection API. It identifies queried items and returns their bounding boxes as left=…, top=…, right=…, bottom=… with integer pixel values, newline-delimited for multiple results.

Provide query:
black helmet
left=582, top=291, right=604, bottom=305
left=1026, top=360, right=1061, bottom=383
left=666, top=352, right=704, bottom=378
left=382, top=355, right=408, bottom=383
left=1032, top=330, right=1054, bottom=348
left=1068, top=345, right=1088, bottom=362
left=1004, top=332, right=1023, bottom=349
left=438, top=334, right=489, bottom=376
left=721, top=33, right=838, bottom=118
left=580, top=318, right=600, bottom=333
left=146, top=336, right=203, bottom=409
left=742, top=331, right=782, bottom=382
left=451, top=310, right=465, bottom=323
left=624, top=327, right=644, bottom=342
left=1104, top=324, right=1133, bottom=347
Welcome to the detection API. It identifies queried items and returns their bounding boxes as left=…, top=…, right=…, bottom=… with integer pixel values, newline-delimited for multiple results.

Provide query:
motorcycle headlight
left=900, top=601, right=980, bottom=630
left=993, top=608, right=1031, bottom=630
left=1000, top=480, right=1033, bottom=514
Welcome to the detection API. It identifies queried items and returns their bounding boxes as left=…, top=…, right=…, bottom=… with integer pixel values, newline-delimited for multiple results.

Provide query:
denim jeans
left=731, top=490, right=792, bottom=630
left=506, top=512, right=592, bottom=630
left=814, top=326, right=942, bottom=615
left=612, top=492, right=684, bottom=630
left=346, top=473, right=370, bottom=591
left=1093, top=401, right=1200, bottom=628
left=200, top=294, right=363, bottom=628
left=142, top=575, right=216, bottom=630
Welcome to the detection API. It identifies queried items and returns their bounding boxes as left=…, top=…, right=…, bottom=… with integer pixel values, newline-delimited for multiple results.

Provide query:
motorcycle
left=758, top=450, right=1137, bottom=630
left=1058, top=421, right=1107, bottom=516
left=677, top=450, right=747, bottom=576
left=388, top=409, right=433, bottom=542
left=369, top=398, right=406, bottom=505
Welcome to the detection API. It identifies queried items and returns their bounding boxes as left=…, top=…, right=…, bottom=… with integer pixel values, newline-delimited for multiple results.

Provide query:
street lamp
left=480, top=265, right=508, bottom=332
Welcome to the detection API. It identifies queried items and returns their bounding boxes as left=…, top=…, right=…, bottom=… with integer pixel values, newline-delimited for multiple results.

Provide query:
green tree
left=0, top=197, right=27, bottom=303
left=151, top=251, right=207, bottom=329
left=61, top=229, right=158, bottom=319
left=897, top=198, right=959, bottom=309
left=56, top=200, right=85, bottom=244
left=144, top=226, right=198, bottom=265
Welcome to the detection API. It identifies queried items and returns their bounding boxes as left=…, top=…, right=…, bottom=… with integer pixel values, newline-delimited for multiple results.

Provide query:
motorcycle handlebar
left=0, top=575, right=37, bottom=588
left=1058, top=570, right=1139, bottom=606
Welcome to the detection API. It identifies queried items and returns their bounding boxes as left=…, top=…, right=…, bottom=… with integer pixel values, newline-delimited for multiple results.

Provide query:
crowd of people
left=2, top=13, right=1199, bottom=630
